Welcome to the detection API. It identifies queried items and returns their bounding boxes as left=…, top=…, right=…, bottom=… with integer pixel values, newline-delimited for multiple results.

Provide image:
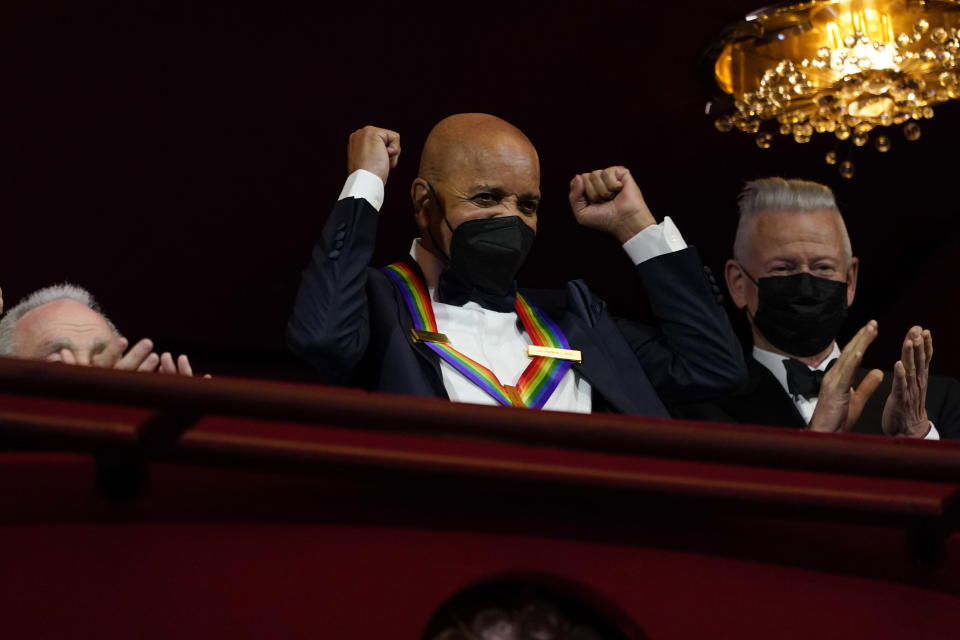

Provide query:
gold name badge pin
left=527, top=345, right=582, bottom=363
left=410, top=328, right=450, bottom=344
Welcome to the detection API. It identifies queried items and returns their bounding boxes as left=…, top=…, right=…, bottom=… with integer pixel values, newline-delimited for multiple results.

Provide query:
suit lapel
left=553, top=310, right=644, bottom=415
left=723, top=359, right=807, bottom=428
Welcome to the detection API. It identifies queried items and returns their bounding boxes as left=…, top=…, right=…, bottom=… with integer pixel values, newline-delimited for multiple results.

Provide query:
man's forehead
left=445, top=147, right=539, bottom=191
left=455, top=176, right=541, bottom=195
left=751, top=209, right=845, bottom=250
left=16, top=300, right=112, bottom=337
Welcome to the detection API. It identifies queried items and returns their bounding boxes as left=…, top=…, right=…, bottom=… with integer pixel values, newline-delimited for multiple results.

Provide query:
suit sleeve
left=286, top=197, right=379, bottom=383
left=926, top=375, right=960, bottom=440
left=613, top=246, right=747, bottom=403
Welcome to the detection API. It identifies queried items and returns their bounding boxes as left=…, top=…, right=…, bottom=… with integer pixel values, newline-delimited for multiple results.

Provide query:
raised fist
left=568, top=166, right=657, bottom=242
left=347, top=126, right=401, bottom=185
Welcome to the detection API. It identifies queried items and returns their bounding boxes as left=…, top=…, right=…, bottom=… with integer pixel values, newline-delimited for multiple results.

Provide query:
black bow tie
left=783, top=358, right=836, bottom=399
left=437, top=268, right=517, bottom=313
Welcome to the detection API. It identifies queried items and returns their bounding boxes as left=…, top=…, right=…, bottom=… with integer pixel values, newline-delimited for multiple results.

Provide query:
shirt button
left=328, top=250, right=341, bottom=260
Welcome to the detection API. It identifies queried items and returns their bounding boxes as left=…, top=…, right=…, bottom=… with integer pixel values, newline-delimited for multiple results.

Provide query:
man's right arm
left=286, top=126, right=400, bottom=383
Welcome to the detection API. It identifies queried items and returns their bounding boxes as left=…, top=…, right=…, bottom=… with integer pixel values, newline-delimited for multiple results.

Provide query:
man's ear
left=410, top=178, right=430, bottom=230
left=725, top=258, right=748, bottom=309
left=846, top=256, right=859, bottom=307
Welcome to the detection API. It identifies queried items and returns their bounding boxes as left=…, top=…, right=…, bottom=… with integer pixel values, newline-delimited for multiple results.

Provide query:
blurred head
left=422, top=578, right=637, bottom=640
left=0, top=284, right=119, bottom=364
left=725, top=178, right=859, bottom=357
left=411, top=113, right=541, bottom=262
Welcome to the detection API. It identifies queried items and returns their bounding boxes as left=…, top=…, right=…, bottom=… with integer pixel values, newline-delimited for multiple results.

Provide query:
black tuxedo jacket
left=286, top=197, right=747, bottom=416
left=668, top=354, right=960, bottom=438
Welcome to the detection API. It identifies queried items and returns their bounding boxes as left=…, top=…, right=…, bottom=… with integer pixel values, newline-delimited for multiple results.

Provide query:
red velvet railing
left=3, top=356, right=960, bottom=638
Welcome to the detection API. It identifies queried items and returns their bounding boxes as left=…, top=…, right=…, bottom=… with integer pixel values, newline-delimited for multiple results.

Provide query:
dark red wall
left=6, top=0, right=960, bottom=378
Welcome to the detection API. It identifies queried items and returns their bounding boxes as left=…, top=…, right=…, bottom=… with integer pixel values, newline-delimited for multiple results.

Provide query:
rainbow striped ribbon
left=381, top=262, right=574, bottom=409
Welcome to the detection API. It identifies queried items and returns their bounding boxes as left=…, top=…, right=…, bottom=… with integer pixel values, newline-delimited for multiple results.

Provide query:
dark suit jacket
left=668, top=354, right=960, bottom=438
left=286, top=197, right=747, bottom=416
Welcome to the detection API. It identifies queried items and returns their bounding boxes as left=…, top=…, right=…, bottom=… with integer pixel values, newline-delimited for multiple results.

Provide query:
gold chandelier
left=709, top=0, right=960, bottom=177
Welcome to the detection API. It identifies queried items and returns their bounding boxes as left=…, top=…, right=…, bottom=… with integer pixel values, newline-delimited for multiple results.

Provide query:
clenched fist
left=568, top=166, right=657, bottom=242
left=347, top=126, right=401, bottom=185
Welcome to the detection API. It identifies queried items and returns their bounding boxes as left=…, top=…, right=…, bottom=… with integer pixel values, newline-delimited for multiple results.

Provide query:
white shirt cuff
left=621, top=216, right=687, bottom=265
left=925, top=422, right=940, bottom=440
left=338, top=169, right=384, bottom=211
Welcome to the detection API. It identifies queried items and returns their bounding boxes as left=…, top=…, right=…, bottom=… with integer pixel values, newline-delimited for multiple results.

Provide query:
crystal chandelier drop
left=707, top=0, right=960, bottom=178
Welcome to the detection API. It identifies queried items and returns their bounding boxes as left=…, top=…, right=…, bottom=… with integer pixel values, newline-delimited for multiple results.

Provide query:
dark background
left=5, top=0, right=960, bottom=379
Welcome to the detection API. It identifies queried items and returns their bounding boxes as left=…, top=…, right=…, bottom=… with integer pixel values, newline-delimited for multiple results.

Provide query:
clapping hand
left=882, top=326, right=933, bottom=437
left=58, top=336, right=202, bottom=377
left=808, top=320, right=884, bottom=432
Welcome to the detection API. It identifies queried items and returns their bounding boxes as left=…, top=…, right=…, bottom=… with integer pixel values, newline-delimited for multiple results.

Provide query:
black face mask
left=425, top=182, right=535, bottom=297
left=446, top=216, right=535, bottom=295
left=740, top=264, right=848, bottom=357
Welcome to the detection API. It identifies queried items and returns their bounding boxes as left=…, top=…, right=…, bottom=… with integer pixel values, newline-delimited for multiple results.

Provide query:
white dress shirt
left=339, top=169, right=687, bottom=411
left=752, top=344, right=939, bottom=439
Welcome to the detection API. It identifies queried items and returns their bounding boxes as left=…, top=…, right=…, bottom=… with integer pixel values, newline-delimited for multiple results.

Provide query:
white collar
left=752, top=343, right=841, bottom=398
left=410, top=238, right=445, bottom=300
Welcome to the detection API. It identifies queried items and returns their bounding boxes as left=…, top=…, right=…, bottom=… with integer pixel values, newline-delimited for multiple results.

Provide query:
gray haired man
left=671, top=177, right=960, bottom=438
left=0, top=283, right=196, bottom=375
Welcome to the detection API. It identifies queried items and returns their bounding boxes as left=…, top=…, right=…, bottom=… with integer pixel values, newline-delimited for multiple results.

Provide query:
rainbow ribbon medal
left=381, top=262, right=576, bottom=409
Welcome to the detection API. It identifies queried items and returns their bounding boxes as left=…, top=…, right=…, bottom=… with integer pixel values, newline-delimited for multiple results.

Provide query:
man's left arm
left=569, top=167, right=746, bottom=402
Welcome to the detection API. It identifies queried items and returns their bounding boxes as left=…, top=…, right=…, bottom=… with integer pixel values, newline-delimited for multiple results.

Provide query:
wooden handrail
left=2, top=356, right=960, bottom=482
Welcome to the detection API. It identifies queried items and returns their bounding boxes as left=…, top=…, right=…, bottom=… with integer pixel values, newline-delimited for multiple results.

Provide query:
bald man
left=287, top=115, right=745, bottom=415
